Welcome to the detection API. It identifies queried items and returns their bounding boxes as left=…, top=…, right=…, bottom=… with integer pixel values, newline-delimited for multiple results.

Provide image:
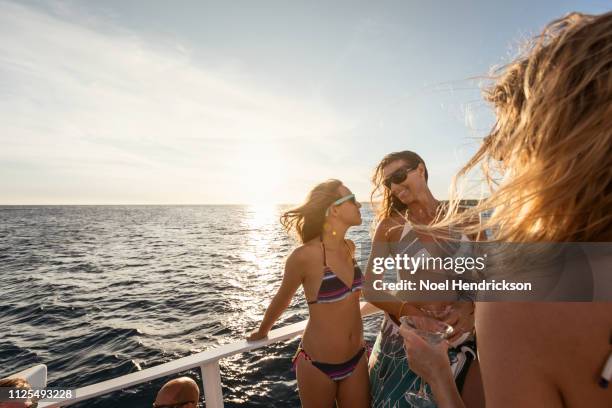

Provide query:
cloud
left=0, top=1, right=353, bottom=203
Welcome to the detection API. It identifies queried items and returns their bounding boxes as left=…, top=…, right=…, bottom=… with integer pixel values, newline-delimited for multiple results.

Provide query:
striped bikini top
left=307, top=237, right=364, bottom=305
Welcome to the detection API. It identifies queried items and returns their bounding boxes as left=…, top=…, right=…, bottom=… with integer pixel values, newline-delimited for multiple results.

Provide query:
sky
left=1, top=0, right=609, bottom=205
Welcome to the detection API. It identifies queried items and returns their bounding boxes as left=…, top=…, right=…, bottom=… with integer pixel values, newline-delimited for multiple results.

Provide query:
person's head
left=281, top=179, right=362, bottom=243
left=440, top=12, right=612, bottom=241
left=0, top=377, right=34, bottom=408
left=371, top=151, right=429, bottom=221
left=153, top=377, right=199, bottom=408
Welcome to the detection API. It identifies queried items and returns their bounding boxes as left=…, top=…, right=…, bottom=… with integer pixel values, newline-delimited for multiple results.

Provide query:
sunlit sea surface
left=0, top=205, right=382, bottom=407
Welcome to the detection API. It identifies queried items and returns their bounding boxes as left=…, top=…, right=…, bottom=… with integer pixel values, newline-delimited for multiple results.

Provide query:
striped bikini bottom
left=292, top=343, right=367, bottom=381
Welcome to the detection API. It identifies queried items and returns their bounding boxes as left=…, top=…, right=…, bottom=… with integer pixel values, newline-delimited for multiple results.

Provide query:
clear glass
left=399, top=315, right=454, bottom=408
left=418, top=303, right=454, bottom=320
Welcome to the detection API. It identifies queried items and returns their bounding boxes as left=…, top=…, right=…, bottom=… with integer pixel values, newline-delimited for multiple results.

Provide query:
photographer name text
left=373, top=279, right=532, bottom=292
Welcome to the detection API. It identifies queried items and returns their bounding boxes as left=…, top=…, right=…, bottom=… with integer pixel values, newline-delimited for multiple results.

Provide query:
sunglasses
left=383, top=165, right=418, bottom=189
left=325, top=194, right=357, bottom=216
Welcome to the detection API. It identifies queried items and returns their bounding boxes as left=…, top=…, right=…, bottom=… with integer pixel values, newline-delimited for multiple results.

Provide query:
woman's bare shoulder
left=374, top=217, right=405, bottom=241
left=476, top=303, right=612, bottom=407
left=287, top=240, right=321, bottom=269
left=478, top=302, right=611, bottom=333
left=289, top=241, right=316, bottom=257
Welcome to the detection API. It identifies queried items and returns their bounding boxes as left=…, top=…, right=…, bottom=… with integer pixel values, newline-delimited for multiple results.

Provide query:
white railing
left=38, top=305, right=381, bottom=408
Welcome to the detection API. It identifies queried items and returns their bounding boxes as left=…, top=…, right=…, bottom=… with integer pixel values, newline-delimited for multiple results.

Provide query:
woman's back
left=477, top=302, right=611, bottom=407
left=428, top=11, right=612, bottom=407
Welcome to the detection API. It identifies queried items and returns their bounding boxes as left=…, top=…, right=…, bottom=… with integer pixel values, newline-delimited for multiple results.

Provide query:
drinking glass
left=399, top=315, right=454, bottom=408
left=418, top=303, right=454, bottom=320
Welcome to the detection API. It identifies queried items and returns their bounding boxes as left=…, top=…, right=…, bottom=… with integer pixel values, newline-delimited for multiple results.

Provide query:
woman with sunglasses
left=247, top=179, right=369, bottom=407
left=364, top=151, right=483, bottom=408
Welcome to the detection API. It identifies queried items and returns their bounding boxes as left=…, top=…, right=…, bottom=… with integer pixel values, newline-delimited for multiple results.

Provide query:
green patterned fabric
left=369, top=315, right=423, bottom=408
left=369, top=315, right=476, bottom=408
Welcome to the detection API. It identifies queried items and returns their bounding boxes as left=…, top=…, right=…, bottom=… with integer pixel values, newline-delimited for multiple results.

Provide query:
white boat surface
left=8, top=364, right=47, bottom=389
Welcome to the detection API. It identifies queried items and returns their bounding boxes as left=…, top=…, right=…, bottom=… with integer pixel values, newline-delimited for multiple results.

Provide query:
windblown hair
left=371, top=151, right=428, bottom=222
left=434, top=12, right=612, bottom=242
left=281, top=179, right=343, bottom=243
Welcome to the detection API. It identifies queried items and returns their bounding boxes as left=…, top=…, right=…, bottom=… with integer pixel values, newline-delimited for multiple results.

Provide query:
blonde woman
left=402, top=11, right=612, bottom=408
left=247, top=179, right=369, bottom=407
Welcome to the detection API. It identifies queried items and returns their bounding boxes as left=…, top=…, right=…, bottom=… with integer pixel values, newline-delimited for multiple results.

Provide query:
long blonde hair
left=281, top=179, right=343, bottom=243
left=435, top=12, right=612, bottom=242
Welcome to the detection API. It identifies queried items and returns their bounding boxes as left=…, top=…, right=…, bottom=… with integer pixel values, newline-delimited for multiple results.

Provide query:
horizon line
left=0, top=199, right=485, bottom=206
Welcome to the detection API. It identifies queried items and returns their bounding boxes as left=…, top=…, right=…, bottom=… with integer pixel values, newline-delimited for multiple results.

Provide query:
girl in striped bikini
left=247, top=179, right=370, bottom=408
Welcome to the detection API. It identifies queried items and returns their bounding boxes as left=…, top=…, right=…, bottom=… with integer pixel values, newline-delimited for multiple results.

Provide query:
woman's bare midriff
left=301, top=293, right=364, bottom=362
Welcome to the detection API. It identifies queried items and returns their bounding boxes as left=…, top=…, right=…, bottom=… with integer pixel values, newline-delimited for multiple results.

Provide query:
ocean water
left=0, top=205, right=382, bottom=407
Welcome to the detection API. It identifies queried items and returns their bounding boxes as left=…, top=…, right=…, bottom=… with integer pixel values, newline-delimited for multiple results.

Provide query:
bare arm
left=247, top=249, right=304, bottom=341
left=401, top=330, right=465, bottom=408
left=363, top=219, right=422, bottom=319
left=359, top=301, right=381, bottom=316
left=429, top=370, right=466, bottom=408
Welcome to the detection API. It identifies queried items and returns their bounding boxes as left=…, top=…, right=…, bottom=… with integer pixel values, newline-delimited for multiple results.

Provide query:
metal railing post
left=200, top=361, right=224, bottom=408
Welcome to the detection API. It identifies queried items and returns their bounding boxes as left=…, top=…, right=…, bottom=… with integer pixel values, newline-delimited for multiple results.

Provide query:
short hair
left=153, top=377, right=199, bottom=408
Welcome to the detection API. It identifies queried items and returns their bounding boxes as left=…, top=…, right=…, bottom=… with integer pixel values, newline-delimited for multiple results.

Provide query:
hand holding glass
left=399, top=315, right=454, bottom=407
